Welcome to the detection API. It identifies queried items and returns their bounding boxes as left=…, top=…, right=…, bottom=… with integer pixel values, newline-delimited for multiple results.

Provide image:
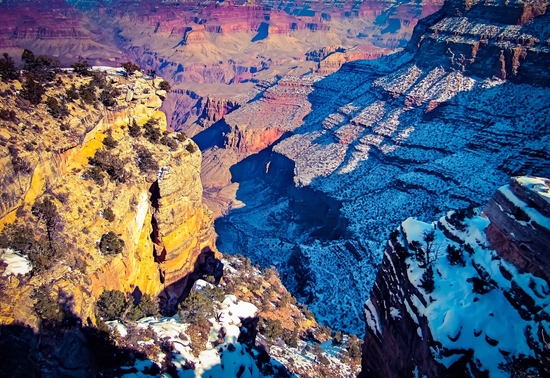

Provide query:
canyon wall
left=0, top=73, right=217, bottom=326
left=0, top=0, right=445, bottom=131
left=210, top=0, right=550, bottom=335
left=361, top=177, right=550, bottom=377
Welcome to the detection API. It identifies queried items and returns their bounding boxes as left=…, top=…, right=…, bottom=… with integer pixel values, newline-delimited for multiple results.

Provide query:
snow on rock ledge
left=1, top=249, right=32, bottom=276
left=108, top=281, right=261, bottom=378
left=484, top=176, right=550, bottom=283
left=361, top=176, right=550, bottom=378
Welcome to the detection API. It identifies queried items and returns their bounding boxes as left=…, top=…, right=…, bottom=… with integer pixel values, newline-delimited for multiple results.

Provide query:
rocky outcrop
left=410, top=0, right=550, bottom=85
left=198, top=75, right=317, bottom=217
left=484, top=176, right=550, bottom=283
left=0, top=72, right=217, bottom=326
left=361, top=178, right=550, bottom=377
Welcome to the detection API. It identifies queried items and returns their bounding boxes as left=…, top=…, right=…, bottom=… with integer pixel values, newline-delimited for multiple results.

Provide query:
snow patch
left=1, top=249, right=32, bottom=276
left=499, top=184, right=550, bottom=230
left=365, top=299, right=382, bottom=337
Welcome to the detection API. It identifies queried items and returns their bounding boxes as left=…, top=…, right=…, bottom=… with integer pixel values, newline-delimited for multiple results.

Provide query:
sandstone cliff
left=361, top=176, right=550, bottom=377
left=0, top=70, right=217, bottom=327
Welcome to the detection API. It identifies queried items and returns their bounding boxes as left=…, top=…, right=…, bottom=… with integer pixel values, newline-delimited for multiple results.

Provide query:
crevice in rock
left=149, top=180, right=160, bottom=210
left=149, top=180, right=166, bottom=263
left=159, top=247, right=223, bottom=316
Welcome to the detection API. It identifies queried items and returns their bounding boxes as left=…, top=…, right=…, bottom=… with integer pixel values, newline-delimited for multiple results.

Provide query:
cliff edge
left=361, top=176, right=550, bottom=377
left=0, top=67, right=217, bottom=327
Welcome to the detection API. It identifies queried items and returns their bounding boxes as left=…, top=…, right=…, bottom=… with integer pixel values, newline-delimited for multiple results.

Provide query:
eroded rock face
left=410, top=0, right=550, bottom=85
left=484, top=176, right=550, bottom=283
left=0, top=0, right=444, bottom=131
left=211, top=0, right=550, bottom=334
left=0, top=73, right=217, bottom=326
left=361, top=179, right=550, bottom=377
left=198, top=75, right=317, bottom=218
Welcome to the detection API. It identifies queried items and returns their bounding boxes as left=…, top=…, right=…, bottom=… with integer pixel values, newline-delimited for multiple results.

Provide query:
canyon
left=0, top=0, right=550, bottom=376
left=0, top=0, right=444, bottom=133
left=205, top=0, right=550, bottom=336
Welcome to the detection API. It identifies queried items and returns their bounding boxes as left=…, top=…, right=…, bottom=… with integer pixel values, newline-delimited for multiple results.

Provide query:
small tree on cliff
left=21, top=74, right=46, bottom=105
left=158, top=80, right=171, bottom=91
left=99, top=85, right=119, bottom=107
left=71, top=60, right=91, bottom=76
left=346, top=334, right=362, bottom=361
left=32, top=285, right=64, bottom=324
left=31, top=197, right=59, bottom=252
left=102, top=207, right=116, bottom=222
left=178, top=290, right=214, bottom=324
left=96, top=290, right=126, bottom=320
left=46, top=97, right=69, bottom=119
left=447, top=244, right=465, bottom=267
left=332, top=330, right=344, bottom=345
left=22, top=49, right=58, bottom=83
left=128, top=119, right=141, bottom=138
left=126, top=294, right=160, bottom=321
left=102, top=131, right=118, bottom=150
left=143, top=118, right=161, bottom=143
left=121, top=61, right=140, bottom=76
left=99, top=231, right=125, bottom=255
left=467, top=262, right=498, bottom=294
left=420, top=265, right=435, bottom=293
left=0, top=53, right=19, bottom=81
left=135, top=146, right=159, bottom=174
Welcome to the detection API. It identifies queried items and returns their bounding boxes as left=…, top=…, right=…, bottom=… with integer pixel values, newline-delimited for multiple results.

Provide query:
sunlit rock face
left=0, top=73, right=217, bottom=326
left=210, top=0, right=550, bottom=334
left=360, top=177, right=550, bottom=377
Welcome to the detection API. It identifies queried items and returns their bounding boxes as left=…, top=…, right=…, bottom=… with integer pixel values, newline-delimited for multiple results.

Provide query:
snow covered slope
left=361, top=176, right=550, bottom=377
left=105, top=255, right=359, bottom=378
left=214, top=0, right=550, bottom=334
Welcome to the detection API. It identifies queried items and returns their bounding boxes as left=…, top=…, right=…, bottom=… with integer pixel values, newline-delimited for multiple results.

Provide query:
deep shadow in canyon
left=0, top=291, right=154, bottom=378
left=207, top=31, right=550, bottom=332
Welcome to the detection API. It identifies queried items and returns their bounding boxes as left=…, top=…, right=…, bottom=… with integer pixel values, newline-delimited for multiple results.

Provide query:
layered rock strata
left=361, top=177, right=550, bottom=377
left=212, top=0, right=550, bottom=334
left=484, top=176, right=550, bottom=283
left=0, top=72, right=217, bottom=325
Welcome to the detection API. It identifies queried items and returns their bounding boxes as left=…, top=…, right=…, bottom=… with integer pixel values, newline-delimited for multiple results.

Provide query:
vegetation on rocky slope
left=0, top=50, right=205, bottom=328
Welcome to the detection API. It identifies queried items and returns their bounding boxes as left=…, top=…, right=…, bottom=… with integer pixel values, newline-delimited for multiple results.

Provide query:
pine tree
left=121, top=61, right=140, bottom=76
left=128, top=119, right=141, bottom=137
left=333, top=330, right=344, bottom=345
left=21, top=74, right=45, bottom=105
left=0, top=53, right=18, bottom=81
left=447, top=245, right=465, bottom=266
left=420, top=265, right=435, bottom=293
left=96, top=290, right=126, bottom=320
left=178, top=290, right=214, bottom=323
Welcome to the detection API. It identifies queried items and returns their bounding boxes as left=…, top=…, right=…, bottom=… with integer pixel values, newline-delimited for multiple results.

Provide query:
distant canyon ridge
left=0, top=0, right=443, bottom=132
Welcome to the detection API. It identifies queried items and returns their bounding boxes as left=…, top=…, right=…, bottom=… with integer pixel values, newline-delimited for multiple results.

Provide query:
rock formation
left=0, top=0, right=444, bottom=131
left=484, top=176, right=550, bottom=283
left=0, top=71, right=217, bottom=326
left=361, top=177, right=550, bottom=377
left=209, top=0, right=550, bottom=334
